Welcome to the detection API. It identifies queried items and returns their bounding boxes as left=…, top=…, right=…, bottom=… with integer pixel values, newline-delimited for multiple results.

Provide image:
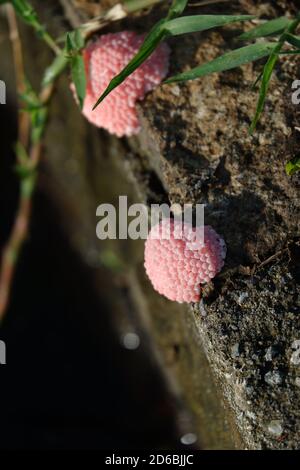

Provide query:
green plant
left=94, top=0, right=300, bottom=142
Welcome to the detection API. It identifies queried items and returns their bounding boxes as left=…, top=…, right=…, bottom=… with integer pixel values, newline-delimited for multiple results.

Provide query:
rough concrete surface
left=59, top=0, right=300, bottom=449
left=126, top=0, right=300, bottom=449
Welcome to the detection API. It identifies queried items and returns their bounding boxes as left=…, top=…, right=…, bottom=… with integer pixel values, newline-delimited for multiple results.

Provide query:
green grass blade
left=11, top=0, right=60, bottom=54
left=249, top=52, right=277, bottom=133
left=250, top=14, right=300, bottom=133
left=167, top=0, right=188, bottom=20
left=66, top=31, right=86, bottom=108
left=164, top=14, right=255, bottom=36
left=279, top=49, right=300, bottom=54
left=93, top=4, right=252, bottom=109
left=286, top=156, right=300, bottom=176
left=166, top=42, right=275, bottom=83
left=42, top=52, right=68, bottom=86
left=92, top=1, right=188, bottom=109
left=238, top=16, right=291, bottom=41
left=71, top=55, right=86, bottom=109
left=285, top=33, right=300, bottom=48
left=124, top=0, right=163, bottom=13
left=93, top=22, right=165, bottom=109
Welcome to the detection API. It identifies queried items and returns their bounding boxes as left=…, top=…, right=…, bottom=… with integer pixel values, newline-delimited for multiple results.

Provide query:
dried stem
left=0, top=9, right=54, bottom=322
left=0, top=83, right=53, bottom=321
left=6, top=4, right=30, bottom=147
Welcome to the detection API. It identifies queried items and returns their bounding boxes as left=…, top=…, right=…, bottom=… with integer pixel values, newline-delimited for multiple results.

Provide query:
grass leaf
left=164, top=14, right=255, bottom=36
left=249, top=51, right=277, bottom=133
left=92, top=0, right=188, bottom=109
left=279, top=49, right=300, bottom=55
left=238, top=16, right=291, bottom=41
left=286, top=156, right=300, bottom=176
left=92, top=21, right=165, bottom=109
left=250, top=14, right=300, bottom=132
left=10, top=0, right=60, bottom=54
left=11, top=0, right=37, bottom=24
left=42, top=52, right=68, bottom=86
left=167, top=0, right=188, bottom=20
left=66, top=31, right=86, bottom=108
left=285, top=33, right=300, bottom=48
left=166, top=42, right=275, bottom=83
left=93, top=14, right=254, bottom=109
left=71, top=55, right=86, bottom=109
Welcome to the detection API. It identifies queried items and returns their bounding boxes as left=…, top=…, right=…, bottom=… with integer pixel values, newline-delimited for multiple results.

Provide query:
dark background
left=0, top=100, right=183, bottom=450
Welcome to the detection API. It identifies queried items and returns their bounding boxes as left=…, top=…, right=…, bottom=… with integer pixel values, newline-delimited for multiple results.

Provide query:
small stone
left=199, top=299, right=207, bottom=317
left=180, top=433, right=197, bottom=445
left=246, top=411, right=256, bottom=421
left=291, top=350, right=300, bottom=366
left=264, top=370, right=283, bottom=386
left=171, top=85, right=181, bottom=97
left=237, top=292, right=248, bottom=305
left=265, top=346, right=276, bottom=362
left=291, top=340, right=300, bottom=366
left=231, top=343, right=240, bottom=358
left=295, top=377, right=300, bottom=388
left=267, top=420, right=283, bottom=437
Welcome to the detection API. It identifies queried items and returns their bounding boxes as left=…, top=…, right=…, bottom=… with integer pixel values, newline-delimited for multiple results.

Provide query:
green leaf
left=31, top=106, right=48, bottom=143
left=11, top=0, right=37, bottom=24
left=92, top=21, right=165, bottom=109
left=167, top=0, right=188, bottom=20
left=279, top=49, right=300, bottom=55
left=164, top=14, right=255, bottom=36
left=14, top=163, right=36, bottom=180
left=93, top=14, right=254, bottom=109
left=65, top=31, right=86, bottom=108
left=66, top=29, right=84, bottom=52
left=166, top=42, right=275, bottom=83
left=42, top=51, right=68, bottom=86
left=99, top=250, right=125, bottom=273
left=286, top=156, right=300, bottom=176
left=15, top=141, right=29, bottom=165
left=71, top=54, right=86, bottom=109
left=10, top=0, right=60, bottom=54
left=285, top=33, right=300, bottom=48
left=249, top=51, right=278, bottom=133
left=251, top=71, right=263, bottom=90
left=238, top=16, right=291, bottom=40
left=250, top=14, right=300, bottom=132
left=92, top=0, right=189, bottom=109
left=19, top=78, right=40, bottom=108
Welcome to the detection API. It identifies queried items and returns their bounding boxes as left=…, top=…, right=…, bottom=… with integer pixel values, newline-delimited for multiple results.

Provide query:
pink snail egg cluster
left=144, top=220, right=226, bottom=303
left=79, top=31, right=170, bottom=137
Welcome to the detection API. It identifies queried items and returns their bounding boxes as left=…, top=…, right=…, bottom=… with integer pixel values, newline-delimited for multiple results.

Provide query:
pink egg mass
left=144, top=219, right=226, bottom=303
left=79, top=31, right=170, bottom=137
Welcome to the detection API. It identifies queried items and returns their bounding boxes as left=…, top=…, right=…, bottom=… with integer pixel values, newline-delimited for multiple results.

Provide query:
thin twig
left=6, top=4, right=30, bottom=147
left=0, top=84, right=53, bottom=321
left=253, top=248, right=289, bottom=273
left=0, top=10, right=55, bottom=322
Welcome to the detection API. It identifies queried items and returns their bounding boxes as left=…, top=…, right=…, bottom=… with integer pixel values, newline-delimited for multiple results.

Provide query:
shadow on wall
left=0, top=96, right=184, bottom=450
